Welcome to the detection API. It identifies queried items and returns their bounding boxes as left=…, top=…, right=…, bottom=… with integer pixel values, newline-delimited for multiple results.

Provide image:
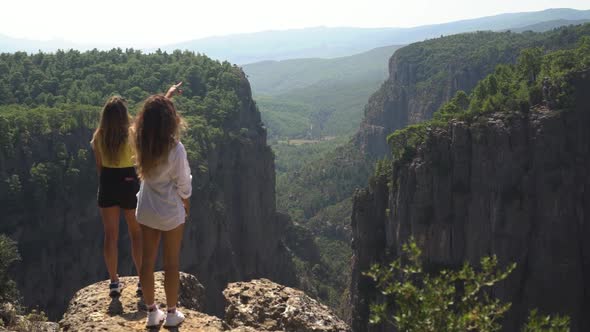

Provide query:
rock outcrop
left=59, top=272, right=225, bottom=332
left=59, top=273, right=350, bottom=332
left=350, top=70, right=590, bottom=331
left=224, top=279, right=350, bottom=332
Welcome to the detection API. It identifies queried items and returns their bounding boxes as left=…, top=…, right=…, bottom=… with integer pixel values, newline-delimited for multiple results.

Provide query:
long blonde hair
left=91, top=96, right=130, bottom=165
left=133, top=95, right=185, bottom=179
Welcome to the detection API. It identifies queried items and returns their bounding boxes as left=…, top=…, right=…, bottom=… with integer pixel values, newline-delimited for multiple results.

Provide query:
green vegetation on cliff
left=387, top=35, right=590, bottom=162
left=358, top=23, right=590, bottom=149
left=367, top=240, right=570, bottom=331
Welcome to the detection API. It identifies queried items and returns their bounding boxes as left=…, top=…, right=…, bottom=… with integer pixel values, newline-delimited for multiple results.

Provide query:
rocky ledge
left=224, top=279, right=350, bottom=332
left=59, top=272, right=350, bottom=332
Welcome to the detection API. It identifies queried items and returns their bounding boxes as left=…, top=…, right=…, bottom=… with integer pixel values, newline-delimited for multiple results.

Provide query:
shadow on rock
left=107, top=297, right=123, bottom=316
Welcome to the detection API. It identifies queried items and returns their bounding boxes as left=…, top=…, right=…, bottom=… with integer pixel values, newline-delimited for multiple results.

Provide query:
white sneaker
left=108, top=281, right=123, bottom=297
left=146, top=307, right=166, bottom=327
left=163, top=309, right=185, bottom=328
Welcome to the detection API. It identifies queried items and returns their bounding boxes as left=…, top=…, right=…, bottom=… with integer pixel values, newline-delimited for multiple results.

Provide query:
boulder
left=224, top=279, right=350, bottom=332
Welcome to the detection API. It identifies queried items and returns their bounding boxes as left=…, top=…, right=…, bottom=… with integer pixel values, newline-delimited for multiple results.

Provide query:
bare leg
left=123, top=209, right=143, bottom=276
left=161, top=224, right=184, bottom=308
left=139, top=224, right=161, bottom=306
left=100, top=207, right=120, bottom=282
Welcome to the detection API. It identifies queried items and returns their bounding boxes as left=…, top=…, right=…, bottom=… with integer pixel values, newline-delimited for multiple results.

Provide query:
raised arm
left=165, top=82, right=183, bottom=99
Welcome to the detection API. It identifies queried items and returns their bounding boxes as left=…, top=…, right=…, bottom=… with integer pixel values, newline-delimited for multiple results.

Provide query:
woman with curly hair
left=134, top=83, right=192, bottom=328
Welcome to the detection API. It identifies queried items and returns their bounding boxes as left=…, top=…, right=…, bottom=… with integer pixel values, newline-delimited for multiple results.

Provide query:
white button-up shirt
left=136, top=141, right=192, bottom=231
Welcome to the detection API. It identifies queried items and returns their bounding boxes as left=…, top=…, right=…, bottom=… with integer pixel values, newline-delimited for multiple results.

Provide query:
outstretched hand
left=165, top=82, right=183, bottom=99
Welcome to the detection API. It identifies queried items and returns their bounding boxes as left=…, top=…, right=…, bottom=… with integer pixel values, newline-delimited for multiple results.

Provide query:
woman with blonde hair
left=91, top=96, right=142, bottom=297
left=134, top=83, right=191, bottom=328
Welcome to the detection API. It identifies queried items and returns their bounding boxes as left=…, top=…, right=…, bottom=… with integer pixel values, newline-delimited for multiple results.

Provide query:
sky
left=0, top=0, right=589, bottom=47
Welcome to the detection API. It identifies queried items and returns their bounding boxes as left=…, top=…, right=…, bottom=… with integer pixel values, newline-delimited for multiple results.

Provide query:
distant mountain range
left=1, top=8, right=589, bottom=63
left=164, top=8, right=590, bottom=63
left=510, top=18, right=590, bottom=32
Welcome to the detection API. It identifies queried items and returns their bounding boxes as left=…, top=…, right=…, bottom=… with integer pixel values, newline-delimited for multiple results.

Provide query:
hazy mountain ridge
left=511, top=18, right=590, bottom=32
left=2, top=8, right=590, bottom=64
left=165, top=8, right=590, bottom=63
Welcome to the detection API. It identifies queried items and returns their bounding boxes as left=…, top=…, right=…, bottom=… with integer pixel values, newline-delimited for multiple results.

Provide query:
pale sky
left=0, top=0, right=589, bottom=47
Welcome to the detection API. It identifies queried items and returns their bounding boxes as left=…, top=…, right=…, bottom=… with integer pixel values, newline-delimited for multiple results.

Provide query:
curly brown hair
left=91, top=96, right=130, bottom=165
left=133, top=94, right=185, bottom=179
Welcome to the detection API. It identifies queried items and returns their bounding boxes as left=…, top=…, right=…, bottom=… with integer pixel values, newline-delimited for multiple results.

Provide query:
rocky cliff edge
left=59, top=272, right=350, bottom=332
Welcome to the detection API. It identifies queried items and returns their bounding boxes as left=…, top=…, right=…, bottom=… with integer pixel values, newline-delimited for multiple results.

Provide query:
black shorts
left=98, top=167, right=140, bottom=209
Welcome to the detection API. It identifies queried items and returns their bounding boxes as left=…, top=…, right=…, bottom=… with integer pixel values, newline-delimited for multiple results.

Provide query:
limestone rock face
left=224, top=279, right=351, bottom=332
left=350, top=70, right=590, bottom=331
left=354, top=39, right=500, bottom=158
left=353, top=31, right=588, bottom=158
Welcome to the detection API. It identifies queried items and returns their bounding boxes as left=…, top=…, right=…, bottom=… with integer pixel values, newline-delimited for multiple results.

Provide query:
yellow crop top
left=93, top=134, right=135, bottom=168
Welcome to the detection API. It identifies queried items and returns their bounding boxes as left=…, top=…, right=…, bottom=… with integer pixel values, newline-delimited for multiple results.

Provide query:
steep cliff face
left=185, top=72, right=297, bottom=314
left=0, top=70, right=295, bottom=319
left=354, top=50, right=485, bottom=157
left=350, top=70, right=590, bottom=331
left=353, top=26, right=590, bottom=157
